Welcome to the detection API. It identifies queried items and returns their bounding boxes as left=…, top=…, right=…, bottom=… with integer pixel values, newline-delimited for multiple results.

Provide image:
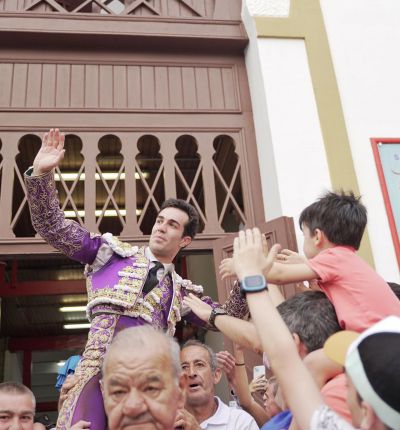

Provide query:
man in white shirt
left=177, top=340, right=259, bottom=430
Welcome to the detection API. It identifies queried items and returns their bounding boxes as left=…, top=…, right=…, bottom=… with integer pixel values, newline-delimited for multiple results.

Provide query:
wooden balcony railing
left=0, top=130, right=258, bottom=253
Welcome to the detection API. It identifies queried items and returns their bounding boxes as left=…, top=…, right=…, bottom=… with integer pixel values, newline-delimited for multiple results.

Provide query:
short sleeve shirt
left=306, top=246, right=400, bottom=332
left=200, top=397, right=259, bottom=430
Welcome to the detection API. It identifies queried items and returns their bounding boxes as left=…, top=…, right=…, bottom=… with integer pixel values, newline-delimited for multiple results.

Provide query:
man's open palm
left=33, top=128, right=65, bottom=175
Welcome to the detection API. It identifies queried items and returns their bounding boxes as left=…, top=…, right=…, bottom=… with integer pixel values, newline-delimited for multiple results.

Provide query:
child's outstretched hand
left=219, top=258, right=235, bottom=279
left=276, top=249, right=306, bottom=264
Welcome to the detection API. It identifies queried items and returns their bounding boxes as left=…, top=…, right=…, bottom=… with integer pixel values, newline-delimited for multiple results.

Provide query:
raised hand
left=219, top=257, right=235, bottom=280
left=33, top=128, right=65, bottom=176
left=182, top=293, right=212, bottom=322
left=216, top=350, right=236, bottom=385
left=58, top=374, right=77, bottom=412
left=233, top=228, right=281, bottom=280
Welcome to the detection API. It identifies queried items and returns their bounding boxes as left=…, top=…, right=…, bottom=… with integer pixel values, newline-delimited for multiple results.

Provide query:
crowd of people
left=1, top=128, right=399, bottom=429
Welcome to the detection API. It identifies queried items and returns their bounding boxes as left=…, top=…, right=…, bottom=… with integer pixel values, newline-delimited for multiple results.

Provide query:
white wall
left=320, top=0, right=400, bottom=281
left=242, top=5, right=283, bottom=221
left=243, top=4, right=332, bottom=250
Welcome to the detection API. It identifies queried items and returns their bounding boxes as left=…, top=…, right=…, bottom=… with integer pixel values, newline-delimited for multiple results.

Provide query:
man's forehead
left=181, top=345, right=209, bottom=362
left=105, top=347, right=173, bottom=379
left=157, top=207, right=188, bottom=224
left=0, top=392, right=35, bottom=410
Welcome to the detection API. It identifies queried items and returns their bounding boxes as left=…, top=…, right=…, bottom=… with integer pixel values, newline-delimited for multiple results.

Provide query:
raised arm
left=233, top=229, right=323, bottom=430
left=220, top=252, right=317, bottom=286
left=24, top=129, right=102, bottom=264
left=219, top=347, right=269, bottom=427
left=265, top=261, right=318, bottom=284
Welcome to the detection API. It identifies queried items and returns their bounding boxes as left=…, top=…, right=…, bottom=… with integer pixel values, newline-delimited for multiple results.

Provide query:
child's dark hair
left=299, top=191, right=367, bottom=250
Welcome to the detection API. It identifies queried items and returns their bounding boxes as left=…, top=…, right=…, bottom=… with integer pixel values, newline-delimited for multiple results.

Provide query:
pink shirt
left=307, top=246, right=400, bottom=332
left=321, top=373, right=352, bottom=423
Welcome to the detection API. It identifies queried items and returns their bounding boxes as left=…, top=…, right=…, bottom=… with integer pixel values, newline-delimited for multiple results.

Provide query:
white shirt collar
left=145, top=247, right=174, bottom=274
left=200, top=397, right=229, bottom=427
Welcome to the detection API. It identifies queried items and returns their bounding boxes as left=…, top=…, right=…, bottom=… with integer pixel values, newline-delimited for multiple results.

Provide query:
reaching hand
left=216, top=350, right=236, bottom=385
left=182, top=294, right=212, bottom=322
left=33, top=128, right=65, bottom=176
left=233, top=228, right=281, bottom=280
left=58, top=374, right=77, bottom=411
left=276, top=249, right=306, bottom=264
left=219, top=258, right=235, bottom=280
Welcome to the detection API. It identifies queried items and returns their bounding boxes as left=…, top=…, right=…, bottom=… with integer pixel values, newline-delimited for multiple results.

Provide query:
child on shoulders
left=222, top=191, right=400, bottom=332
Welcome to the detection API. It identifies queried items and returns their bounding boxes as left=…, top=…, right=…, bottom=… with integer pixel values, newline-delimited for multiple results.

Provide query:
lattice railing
left=0, top=0, right=232, bottom=17
left=0, top=132, right=249, bottom=241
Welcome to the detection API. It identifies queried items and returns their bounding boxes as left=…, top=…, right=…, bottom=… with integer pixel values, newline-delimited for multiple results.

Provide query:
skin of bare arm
left=268, top=284, right=285, bottom=306
left=231, top=347, right=269, bottom=427
left=220, top=254, right=318, bottom=285
left=303, top=348, right=342, bottom=389
left=232, top=228, right=323, bottom=430
left=265, top=261, right=318, bottom=284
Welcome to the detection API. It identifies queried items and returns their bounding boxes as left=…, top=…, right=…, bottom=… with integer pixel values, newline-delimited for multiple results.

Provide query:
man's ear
left=292, top=333, right=307, bottom=358
left=213, top=367, right=222, bottom=385
left=180, top=236, right=192, bottom=249
left=177, top=373, right=188, bottom=409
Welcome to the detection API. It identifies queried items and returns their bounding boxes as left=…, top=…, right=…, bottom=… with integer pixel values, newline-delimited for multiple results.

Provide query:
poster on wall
left=371, top=139, right=400, bottom=267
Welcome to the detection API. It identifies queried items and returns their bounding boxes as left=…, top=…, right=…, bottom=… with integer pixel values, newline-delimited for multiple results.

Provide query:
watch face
left=245, top=275, right=264, bottom=288
left=242, top=275, right=266, bottom=292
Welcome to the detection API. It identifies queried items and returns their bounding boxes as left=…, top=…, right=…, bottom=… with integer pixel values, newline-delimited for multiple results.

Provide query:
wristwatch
left=240, top=274, right=268, bottom=294
left=208, top=307, right=227, bottom=329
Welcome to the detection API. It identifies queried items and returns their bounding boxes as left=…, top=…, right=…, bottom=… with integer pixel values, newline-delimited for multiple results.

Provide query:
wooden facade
left=0, top=1, right=299, bottom=410
left=0, top=0, right=268, bottom=255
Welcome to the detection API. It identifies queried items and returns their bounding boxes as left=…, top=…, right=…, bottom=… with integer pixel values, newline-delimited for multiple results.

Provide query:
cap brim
left=323, top=330, right=360, bottom=366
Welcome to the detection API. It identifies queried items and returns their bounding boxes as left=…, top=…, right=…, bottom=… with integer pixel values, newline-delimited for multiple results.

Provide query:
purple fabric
left=72, top=234, right=104, bottom=265
left=24, top=168, right=101, bottom=265
left=90, top=254, right=132, bottom=293
left=25, top=168, right=250, bottom=428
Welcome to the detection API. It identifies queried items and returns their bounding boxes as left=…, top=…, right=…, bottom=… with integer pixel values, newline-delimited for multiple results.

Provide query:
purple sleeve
left=24, top=168, right=102, bottom=265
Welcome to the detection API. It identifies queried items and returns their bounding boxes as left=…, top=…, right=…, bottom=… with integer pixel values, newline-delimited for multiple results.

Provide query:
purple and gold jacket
left=24, top=169, right=248, bottom=334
